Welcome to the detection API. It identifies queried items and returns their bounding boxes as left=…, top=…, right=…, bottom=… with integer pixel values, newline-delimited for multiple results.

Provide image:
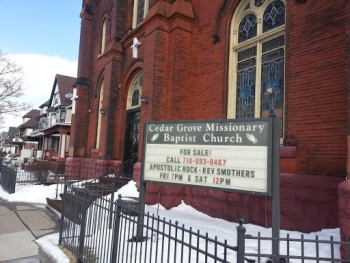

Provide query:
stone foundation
left=65, top=159, right=345, bottom=233
left=64, top=157, right=121, bottom=180
left=133, top=162, right=343, bottom=232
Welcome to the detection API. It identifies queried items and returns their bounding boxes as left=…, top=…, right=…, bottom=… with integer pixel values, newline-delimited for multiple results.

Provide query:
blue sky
left=0, top=1, right=81, bottom=131
left=0, top=1, right=81, bottom=60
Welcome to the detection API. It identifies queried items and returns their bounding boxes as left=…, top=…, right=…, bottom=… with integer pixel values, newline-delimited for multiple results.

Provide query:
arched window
left=127, top=72, right=143, bottom=110
left=228, top=0, right=285, bottom=137
left=132, top=0, right=150, bottom=28
left=100, top=18, right=107, bottom=54
left=96, top=80, right=104, bottom=149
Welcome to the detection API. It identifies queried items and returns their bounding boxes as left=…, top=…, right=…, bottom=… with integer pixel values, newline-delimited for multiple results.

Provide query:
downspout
left=338, top=2, right=350, bottom=259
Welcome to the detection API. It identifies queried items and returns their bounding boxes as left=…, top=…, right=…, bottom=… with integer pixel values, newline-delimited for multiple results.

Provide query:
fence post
left=236, top=218, right=246, bottom=263
left=109, top=187, right=115, bottom=229
left=10, top=167, right=17, bottom=194
left=136, top=180, right=146, bottom=241
left=59, top=183, right=68, bottom=245
left=78, top=192, right=89, bottom=262
left=111, top=194, right=122, bottom=263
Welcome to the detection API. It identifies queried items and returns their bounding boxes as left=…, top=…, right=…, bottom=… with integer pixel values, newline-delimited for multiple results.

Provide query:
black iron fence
left=0, top=165, right=17, bottom=193
left=112, top=200, right=238, bottom=263
left=236, top=218, right=350, bottom=263
left=0, top=161, right=66, bottom=194
left=59, top=180, right=118, bottom=262
left=59, top=182, right=350, bottom=263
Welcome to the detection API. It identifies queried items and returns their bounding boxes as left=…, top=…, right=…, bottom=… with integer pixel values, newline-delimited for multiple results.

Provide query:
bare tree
left=0, top=50, right=31, bottom=122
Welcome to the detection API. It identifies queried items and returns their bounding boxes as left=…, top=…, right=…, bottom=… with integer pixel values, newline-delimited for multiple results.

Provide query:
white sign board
left=142, top=119, right=274, bottom=195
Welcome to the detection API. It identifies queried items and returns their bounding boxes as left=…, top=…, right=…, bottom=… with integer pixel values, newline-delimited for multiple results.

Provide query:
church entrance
left=123, top=71, right=143, bottom=179
left=123, top=109, right=140, bottom=178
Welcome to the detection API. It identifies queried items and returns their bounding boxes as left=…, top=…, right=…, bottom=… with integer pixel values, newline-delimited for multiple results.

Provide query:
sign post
left=271, top=118, right=280, bottom=261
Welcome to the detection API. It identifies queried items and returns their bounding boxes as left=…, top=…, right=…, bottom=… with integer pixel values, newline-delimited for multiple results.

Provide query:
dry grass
left=58, top=244, right=78, bottom=263
left=58, top=244, right=98, bottom=263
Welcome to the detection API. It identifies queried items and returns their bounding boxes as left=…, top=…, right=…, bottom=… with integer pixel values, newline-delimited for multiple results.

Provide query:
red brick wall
left=284, top=0, right=346, bottom=177
left=61, top=1, right=350, bottom=247
left=72, top=0, right=347, bottom=178
left=69, top=0, right=349, bottom=236
left=141, top=0, right=347, bottom=177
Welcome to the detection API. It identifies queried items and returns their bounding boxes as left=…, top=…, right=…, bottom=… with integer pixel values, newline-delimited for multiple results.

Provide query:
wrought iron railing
left=59, top=185, right=350, bottom=263
left=0, top=161, right=66, bottom=194
left=0, top=165, right=17, bottom=193
left=236, top=218, right=350, bottom=262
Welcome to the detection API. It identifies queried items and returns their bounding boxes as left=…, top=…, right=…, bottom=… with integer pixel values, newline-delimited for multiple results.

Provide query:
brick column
left=99, top=45, right=123, bottom=160
left=138, top=0, right=194, bottom=160
left=69, top=4, right=94, bottom=158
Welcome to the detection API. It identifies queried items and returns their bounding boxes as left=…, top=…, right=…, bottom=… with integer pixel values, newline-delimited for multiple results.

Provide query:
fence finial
left=238, top=218, right=244, bottom=226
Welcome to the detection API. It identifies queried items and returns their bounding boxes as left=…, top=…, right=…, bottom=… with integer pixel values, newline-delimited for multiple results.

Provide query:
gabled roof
left=48, top=74, right=76, bottom=107
left=17, top=109, right=40, bottom=130
left=39, top=100, right=50, bottom=109
left=17, top=117, right=38, bottom=129
left=8, top=127, right=19, bottom=138
left=22, top=109, right=40, bottom=119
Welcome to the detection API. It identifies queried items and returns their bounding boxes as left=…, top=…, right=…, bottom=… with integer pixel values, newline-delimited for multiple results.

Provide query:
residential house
left=31, top=74, right=76, bottom=162
left=37, top=100, right=50, bottom=130
left=66, top=0, right=350, bottom=243
left=0, top=131, right=8, bottom=153
left=31, top=100, right=50, bottom=159
left=17, top=109, right=40, bottom=152
left=2, top=127, right=20, bottom=154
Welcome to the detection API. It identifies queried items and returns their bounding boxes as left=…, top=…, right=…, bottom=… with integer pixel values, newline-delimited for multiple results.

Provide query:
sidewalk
left=0, top=199, right=60, bottom=262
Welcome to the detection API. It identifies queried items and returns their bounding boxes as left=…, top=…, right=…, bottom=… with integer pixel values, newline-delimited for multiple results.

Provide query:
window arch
left=228, top=0, right=285, bottom=137
left=127, top=71, right=143, bottom=110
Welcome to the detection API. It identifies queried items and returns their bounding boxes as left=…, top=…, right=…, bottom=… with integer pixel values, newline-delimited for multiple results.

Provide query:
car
left=2, top=154, right=20, bottom=165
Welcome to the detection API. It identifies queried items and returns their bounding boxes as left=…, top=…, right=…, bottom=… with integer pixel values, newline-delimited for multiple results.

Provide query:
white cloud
left=1, top=54, right=78, bottom=131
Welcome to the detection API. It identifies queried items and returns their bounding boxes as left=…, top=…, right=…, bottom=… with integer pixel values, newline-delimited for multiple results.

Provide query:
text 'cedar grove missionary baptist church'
left=148, top=122, right=266, bottom=144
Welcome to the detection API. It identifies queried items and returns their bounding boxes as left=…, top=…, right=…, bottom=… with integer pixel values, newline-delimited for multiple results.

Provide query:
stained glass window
left=238, top=14, right=257, bottom=43
left=229, top=0, right=285, bottom=137
left=261, top=36, right=284, bottom=121
left=255, top=0, right=266, bottom=7
left=127, top=72, right=143, bottom=110
left=136, top=0, right=145, bottom=26
left=236, top=47, right=257, bottom=118
left=132, top=89, right=140, bottom=106
left=133, top=0, right=149, bottom=28
left=138, top=75, right=143, bottom=86
left=263, top=0, right=285, bottom=32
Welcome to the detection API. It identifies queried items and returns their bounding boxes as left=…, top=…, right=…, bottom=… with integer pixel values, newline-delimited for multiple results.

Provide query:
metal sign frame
left=141, top=118, right=277, bottom=196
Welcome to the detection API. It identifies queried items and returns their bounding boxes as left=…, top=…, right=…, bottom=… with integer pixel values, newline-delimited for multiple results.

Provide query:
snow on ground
left=0, top=181, right=342, bottom=262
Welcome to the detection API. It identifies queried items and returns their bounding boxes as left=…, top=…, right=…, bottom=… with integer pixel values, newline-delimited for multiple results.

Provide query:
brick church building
left=65, top=0, right=350, bottom=241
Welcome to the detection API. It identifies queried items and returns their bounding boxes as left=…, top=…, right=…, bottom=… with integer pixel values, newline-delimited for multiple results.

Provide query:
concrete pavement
left=0, top=199, right=60, bottom=262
